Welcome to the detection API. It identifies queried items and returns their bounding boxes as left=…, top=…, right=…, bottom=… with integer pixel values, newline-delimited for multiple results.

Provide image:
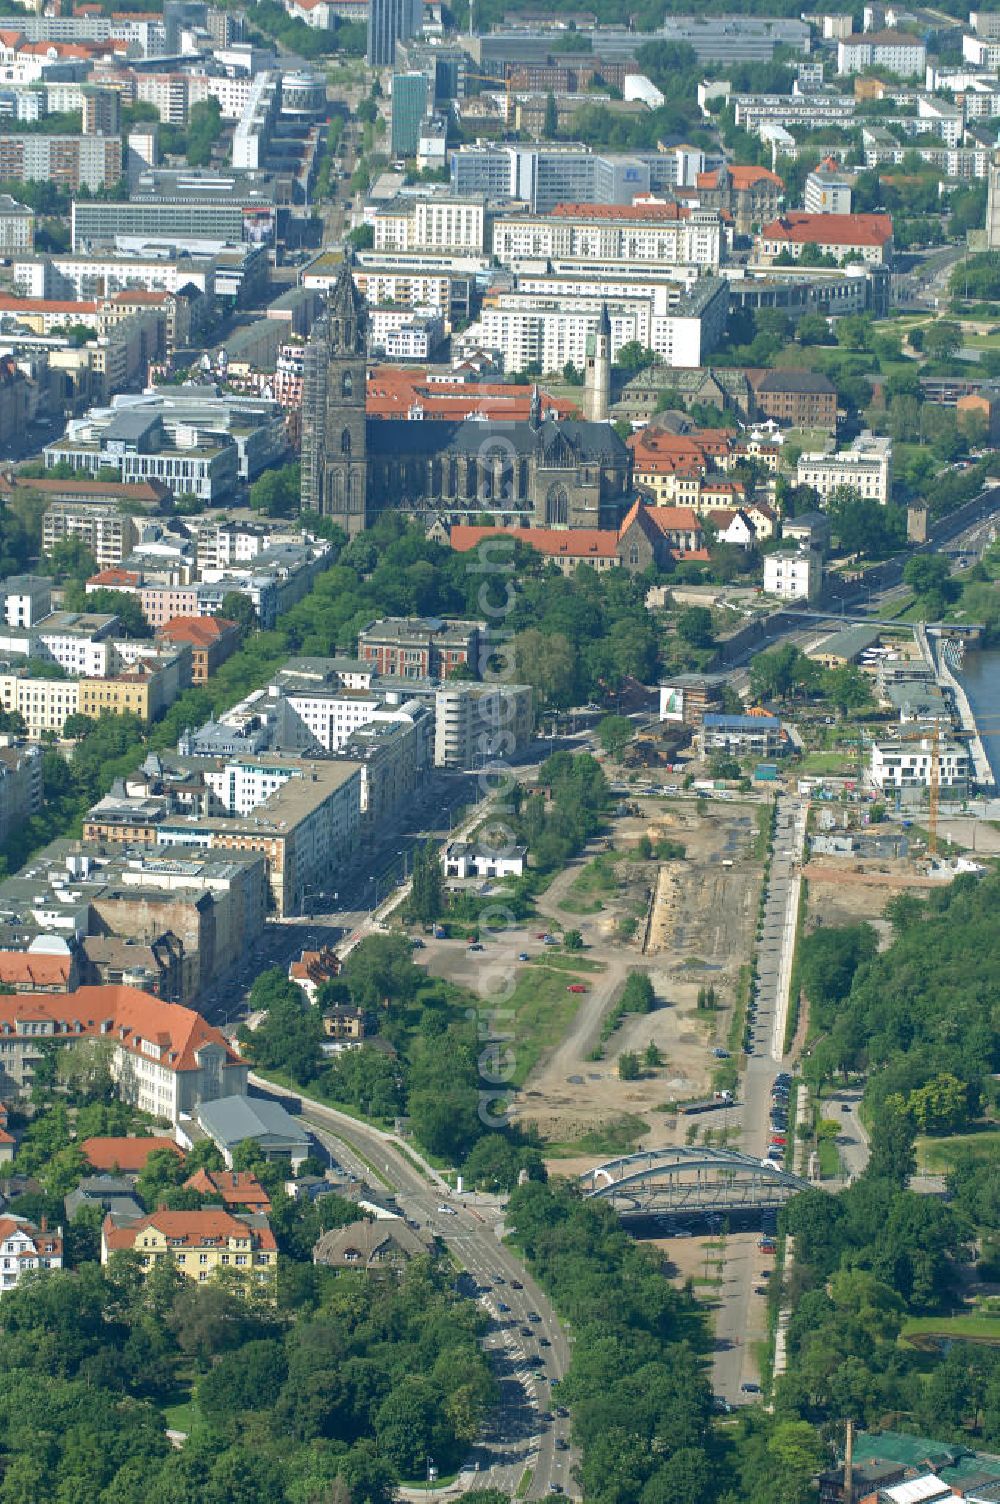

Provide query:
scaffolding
left=300, top=313, right=330, bottom=515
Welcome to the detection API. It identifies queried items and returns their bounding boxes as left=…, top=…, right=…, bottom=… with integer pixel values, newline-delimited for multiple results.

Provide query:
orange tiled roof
left=0, top=295, right=98, bottom=315
left=624, top=502, right=703, bottom=535
left=760, top=211, right=893, bottom=246
left=89, top=568, right=141, bottom=587
left=0, top=953, right=73, bottom=989
left=450, top=524, right=619, bottom=559
left=696, top=165, right=783, bottom=191
left=184, top=1168, right=272, bottom=1210
left=83, top=1135, right=183, bottom=1172
left=102, top=1208, right=276, bottom=1252
left=0, top=475, right=170, bottom=502
left=0, top=1217, right=60, bottom=1254
left=157, top=615, right=237, bottom=646
left=109, top=289, right=171, bottom=305
left=0, top=984, right=245, bottom=1074
left=365, top=366, right=576, bottom=421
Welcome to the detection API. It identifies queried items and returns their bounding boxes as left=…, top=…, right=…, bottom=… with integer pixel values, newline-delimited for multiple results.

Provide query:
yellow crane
left=464, top=70, right=514, bottom=128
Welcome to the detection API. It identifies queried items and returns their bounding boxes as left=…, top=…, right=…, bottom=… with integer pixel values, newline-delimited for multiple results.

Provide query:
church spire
left=529, top=382, right=541, bottom=429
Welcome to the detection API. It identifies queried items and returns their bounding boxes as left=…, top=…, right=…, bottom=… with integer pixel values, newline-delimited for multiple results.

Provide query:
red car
left=769, top=1135, right=787, bottom=1147
left=567, top=984, right=587, bottom=994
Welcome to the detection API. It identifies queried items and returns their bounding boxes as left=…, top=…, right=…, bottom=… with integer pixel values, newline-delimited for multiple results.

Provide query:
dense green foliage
left=242, top=945, right=545, bottom=1184
left=507, top=1180, right=716, bottom=1504
left=0, top=1249, right=493, bottom=1502
left=771, top=877, right=1000, bottom=1453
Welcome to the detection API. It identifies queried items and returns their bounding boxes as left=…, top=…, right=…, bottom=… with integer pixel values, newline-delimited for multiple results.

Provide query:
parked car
left=740, top=1382, right=762, bottom=1395
left=567, top=984, right=587, bottom=994
left=469, top=943, right=485, bottom=952
left=518, top=952, right=530, bottom=961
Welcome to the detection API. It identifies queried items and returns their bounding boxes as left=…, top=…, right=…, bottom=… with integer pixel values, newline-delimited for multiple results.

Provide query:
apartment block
left=869, top=739, right=971, bottom=798
left=763, top=547, right=823, bottom=602
left=0, top=609, right=119, bottom=676
left=0, top=740, right=42, bottom=846
left=837, top=30, right=926, bottom=76
left=0, top=134, right=122, bottom=191
left=155, top=616, right=241, bottom=684
left=42, top=501, right=139, bottom=571
left=0, top=672, right=80, bottom=738
left=434, top=682, right=534, bottom=769
left=491, top=203, right=723, bottom=271
left=0, top=574, right=51, bottom=628
left=85, top=756, right=363, bottom=917
left=0, top=1217, right=62, bottom=1295
left=76, top=646, right=191, bottom=724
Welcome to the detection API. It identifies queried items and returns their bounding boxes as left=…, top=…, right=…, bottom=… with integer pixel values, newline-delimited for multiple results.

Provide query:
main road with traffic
left=253, top=1077, right=576, bottom=1500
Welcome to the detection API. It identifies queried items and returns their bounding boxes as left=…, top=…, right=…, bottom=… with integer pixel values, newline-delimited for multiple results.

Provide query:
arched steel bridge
left=579, top=1146, right=812, bottom=1219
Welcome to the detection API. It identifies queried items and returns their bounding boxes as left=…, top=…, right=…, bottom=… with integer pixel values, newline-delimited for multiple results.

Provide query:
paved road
left=253, top=1079, right=577, bottom=1500
left=712, top=793, right=808, bottom=1407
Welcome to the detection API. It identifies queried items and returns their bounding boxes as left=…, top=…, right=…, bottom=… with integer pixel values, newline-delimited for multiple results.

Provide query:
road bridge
left=580, top=1146, right=812, bottom=1219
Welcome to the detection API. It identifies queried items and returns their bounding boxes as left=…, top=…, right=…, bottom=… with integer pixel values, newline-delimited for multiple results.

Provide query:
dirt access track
left=517, top=797, right=764, bottom=1148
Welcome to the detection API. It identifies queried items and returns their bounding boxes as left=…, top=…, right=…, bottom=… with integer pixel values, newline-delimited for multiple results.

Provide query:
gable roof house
left=0, top=985, right=247, bottom=1123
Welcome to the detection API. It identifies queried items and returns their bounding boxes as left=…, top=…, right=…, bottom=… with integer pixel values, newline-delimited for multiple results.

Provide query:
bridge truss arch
left=579, top=1146, right=812, bottom=1219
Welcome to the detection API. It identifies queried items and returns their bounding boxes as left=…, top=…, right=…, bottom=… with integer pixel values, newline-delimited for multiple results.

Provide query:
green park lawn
left=796, top=750, right=855, bottom=776
left=506, top=961, right=596, bottom=1087
left=901, top=1313, right=1000, bottom=1346
left=915, top=1128, right=1000, bottom=1174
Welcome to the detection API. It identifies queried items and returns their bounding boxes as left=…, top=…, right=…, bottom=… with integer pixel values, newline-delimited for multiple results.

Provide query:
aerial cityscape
left=0, top=0, right=999, bottom=1498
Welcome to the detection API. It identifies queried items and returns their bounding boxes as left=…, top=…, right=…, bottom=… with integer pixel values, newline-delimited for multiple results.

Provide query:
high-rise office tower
left=367, top=0, right=422, bottom=68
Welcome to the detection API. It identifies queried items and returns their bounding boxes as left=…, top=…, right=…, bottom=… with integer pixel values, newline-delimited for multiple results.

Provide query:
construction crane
left=464, top=70, right=514, bottom=128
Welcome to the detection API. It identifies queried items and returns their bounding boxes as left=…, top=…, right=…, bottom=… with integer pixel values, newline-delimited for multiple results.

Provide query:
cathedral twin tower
left=300, top=260, right=620, bottom=537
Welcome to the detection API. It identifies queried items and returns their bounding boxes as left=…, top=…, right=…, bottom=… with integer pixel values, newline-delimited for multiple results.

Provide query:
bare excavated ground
left=523, top=799, right=764, bottom=1153
left=801, top=851, right=930, bottom=949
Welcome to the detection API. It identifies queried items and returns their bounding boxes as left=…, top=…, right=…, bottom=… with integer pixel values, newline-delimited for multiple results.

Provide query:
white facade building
left=0, top=1217, right=63, bottom=1295
left=763, top=548, right=822, bottom=602
left=869, top=738, right=971, bottom=796
left=373, top=197, right=487, bottom=254
left=837, top=30, right=926, bottom=75
left=797, top=433, right=893, bottom=505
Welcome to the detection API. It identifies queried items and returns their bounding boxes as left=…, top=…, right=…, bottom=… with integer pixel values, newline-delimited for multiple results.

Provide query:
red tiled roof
left=450, top=524, right=619, bottom=559
left=619, top=498, right=703, bottom=534
left=0, top=1217, right=60, bottom=1255
left=0, top=984, right=245, bottom=1074
left=365, top=366, right=575, bottom=421
left=109, top=289, right=171, bottom=305
left=0, top=953, right=73, bottom=989
left=696, top=165, right=783, bottom=190
left=102, top=1208, right=276, bottom=1253
left=759, top=211, right=893, bottom=246
left=672, top=547, right=712, bottom=562
left=88, top=568, right=141, bottom=587
left=83, top=1135, right=183, bottom=1172
left=0, top=475, right=170, bottom=502
left=0, top=295, right=98, bottom=315
left=184, top=1168, right=272, bottom=1210
left=157, top=615, right=238, bottom=646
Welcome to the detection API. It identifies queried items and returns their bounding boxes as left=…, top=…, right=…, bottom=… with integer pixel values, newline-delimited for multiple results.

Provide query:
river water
left=959, top=648, right=1000, bottom=785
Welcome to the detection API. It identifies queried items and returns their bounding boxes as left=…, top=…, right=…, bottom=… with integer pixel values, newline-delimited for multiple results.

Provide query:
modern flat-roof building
left=83, top=754, right=363, bottom=917
left=699, top=712, right=784, bottom=758
left=869, top=738, right=971, bottom=799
